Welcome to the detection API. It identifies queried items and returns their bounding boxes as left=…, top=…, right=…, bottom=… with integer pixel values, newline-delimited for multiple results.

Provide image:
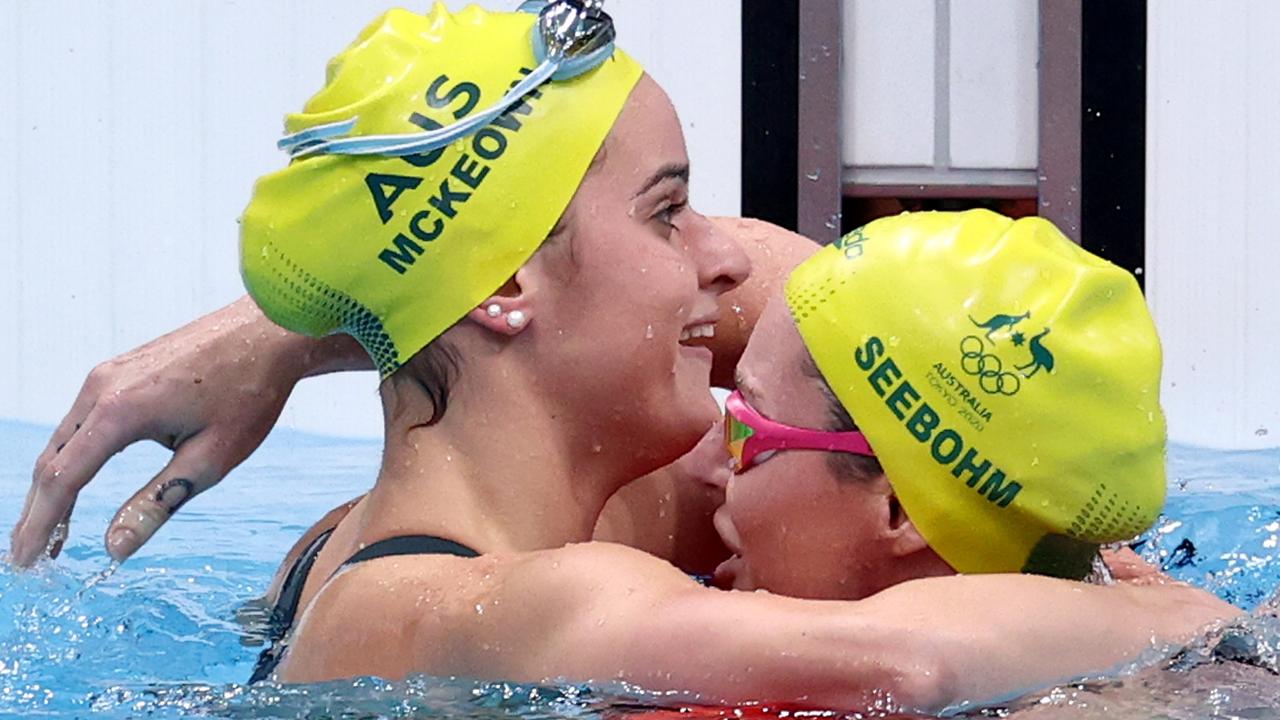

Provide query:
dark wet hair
left=391, top=338, right=462, bottom=425
left=800, top=351, right=884, bottom=483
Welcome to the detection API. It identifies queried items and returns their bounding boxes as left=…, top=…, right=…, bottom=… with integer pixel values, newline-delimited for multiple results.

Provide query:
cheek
left=728, top=459, right=821, bottom=559
left=729, top=456, right=871, bottom=592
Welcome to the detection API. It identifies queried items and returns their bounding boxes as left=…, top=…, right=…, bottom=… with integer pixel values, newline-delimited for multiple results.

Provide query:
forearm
left=857, top=573, right=1241, bottom=707
left=222, top=295, right=372, bottom=378
left=637, top=574, right=1237, bottom=712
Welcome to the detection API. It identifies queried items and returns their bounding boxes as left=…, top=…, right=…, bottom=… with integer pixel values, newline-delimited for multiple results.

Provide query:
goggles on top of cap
left=724, top=390, right=876, bottom=474
left=278, top=0, right=617, bottom=160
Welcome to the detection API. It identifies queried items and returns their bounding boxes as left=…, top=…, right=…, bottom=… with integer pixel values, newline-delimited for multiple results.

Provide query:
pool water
left=2, top=419, right=1280, bottom=718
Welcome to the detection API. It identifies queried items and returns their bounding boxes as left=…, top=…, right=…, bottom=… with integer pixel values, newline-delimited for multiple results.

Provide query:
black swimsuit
left=248, top=533, right=479, bottom=683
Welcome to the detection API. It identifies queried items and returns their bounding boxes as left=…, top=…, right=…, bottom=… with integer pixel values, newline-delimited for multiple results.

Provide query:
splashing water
left=3, top=421, right=1280, bottom=718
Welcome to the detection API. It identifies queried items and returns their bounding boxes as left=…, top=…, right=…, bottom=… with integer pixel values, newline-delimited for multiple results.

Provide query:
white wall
left=842, top=0, right=1038, bottom=187
left=0, top=0, right=741, bottom=439
left=1147, top=1, right=1280, bottom=449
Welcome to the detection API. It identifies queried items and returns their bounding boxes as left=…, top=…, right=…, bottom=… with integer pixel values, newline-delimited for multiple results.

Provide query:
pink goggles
left=723, top=390, right=876, bottom=474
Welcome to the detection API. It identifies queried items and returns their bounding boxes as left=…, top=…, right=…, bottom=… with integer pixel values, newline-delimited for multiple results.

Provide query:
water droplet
left=474, top=603, right=485, bottom=615
left=644, top=324, right=654, bottom=339
left=805, top=169, right=821, bottom=181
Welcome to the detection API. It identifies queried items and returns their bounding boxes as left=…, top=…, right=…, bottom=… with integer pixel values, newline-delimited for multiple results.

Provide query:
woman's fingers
left=30, top=371, right=102, bottom=487
left=44, top=502, right=77, bottom=560
left=17, top=384, right=99, bottom=561
left=9, top=405, right=136, bottom=566
left=104, top=434, right=224, bottom=562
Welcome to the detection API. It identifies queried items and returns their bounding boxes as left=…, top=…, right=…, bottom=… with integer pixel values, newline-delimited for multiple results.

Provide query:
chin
left=678, top=399, right=720, bottom=444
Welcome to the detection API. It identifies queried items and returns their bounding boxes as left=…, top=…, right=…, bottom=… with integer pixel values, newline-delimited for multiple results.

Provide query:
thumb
left=104, top=434, right=227, bottom=562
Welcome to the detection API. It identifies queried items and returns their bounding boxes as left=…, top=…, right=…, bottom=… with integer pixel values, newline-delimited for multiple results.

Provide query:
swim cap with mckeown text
left=240, top=4, right=643, bottom=377
left=787, top=210, right=1166, bottom=577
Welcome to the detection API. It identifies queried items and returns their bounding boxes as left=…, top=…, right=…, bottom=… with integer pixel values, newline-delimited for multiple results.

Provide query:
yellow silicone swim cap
left=240, top=3, right=643, bottom=377
left=787, top=210, right=1166, bottom=577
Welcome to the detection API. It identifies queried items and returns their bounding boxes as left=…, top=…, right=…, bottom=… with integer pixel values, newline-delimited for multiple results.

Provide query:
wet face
left=525, top=75, right=749, bottom=478
left=712, top=299, right=897, bottom=600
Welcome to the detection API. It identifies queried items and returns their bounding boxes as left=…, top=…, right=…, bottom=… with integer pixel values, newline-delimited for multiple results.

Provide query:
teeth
left=679, top=323, right=716, bottom=342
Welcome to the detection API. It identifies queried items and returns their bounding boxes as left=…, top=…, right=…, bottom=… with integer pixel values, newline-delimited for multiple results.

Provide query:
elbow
left=809, top=634, right=960, bottom=713
left=887, top=653, right=959, bottom=714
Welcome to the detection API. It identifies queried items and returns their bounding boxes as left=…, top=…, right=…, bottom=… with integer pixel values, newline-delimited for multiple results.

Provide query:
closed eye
left=654, top=200, right=688, bottom=227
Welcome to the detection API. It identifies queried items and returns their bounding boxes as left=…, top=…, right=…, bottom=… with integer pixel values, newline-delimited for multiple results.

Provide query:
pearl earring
left=486, top=303, right=502, bottom=318
left=506, top=310, right=527, bottom=329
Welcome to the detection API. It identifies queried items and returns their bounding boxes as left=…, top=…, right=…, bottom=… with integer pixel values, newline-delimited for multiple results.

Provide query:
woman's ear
left=464, top=275, right=532, bottom=336
left=884, top=491, right=931, bottom=559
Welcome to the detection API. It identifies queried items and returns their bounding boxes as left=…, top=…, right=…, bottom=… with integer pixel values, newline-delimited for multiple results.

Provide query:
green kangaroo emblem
left=969, top=311, right=1030, bottom=344
left=1016, top=328, right=1055, bottom=378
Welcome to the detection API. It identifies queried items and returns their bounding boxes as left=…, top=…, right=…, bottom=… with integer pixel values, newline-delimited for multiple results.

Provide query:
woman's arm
left=461, top=543, right=1240, bottom=713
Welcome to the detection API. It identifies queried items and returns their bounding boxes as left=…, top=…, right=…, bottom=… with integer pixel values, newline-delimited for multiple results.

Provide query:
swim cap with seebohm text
left=787, top=210, right=1166, bottom=577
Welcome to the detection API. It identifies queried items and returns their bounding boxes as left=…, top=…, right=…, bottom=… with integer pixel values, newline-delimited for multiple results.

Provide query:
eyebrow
left=632, top=163, right=690, bottom=198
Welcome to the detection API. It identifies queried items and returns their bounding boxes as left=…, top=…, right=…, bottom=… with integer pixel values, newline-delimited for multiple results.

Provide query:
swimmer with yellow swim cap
left=15, top=2, right=1238, bottom=711
left=714, top=209, right=1168, bottom=599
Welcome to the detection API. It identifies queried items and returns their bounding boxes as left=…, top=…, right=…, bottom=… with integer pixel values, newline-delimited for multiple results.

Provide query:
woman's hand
left=1104, top=546, right=1168, bottom=585
left=9, top=296, right=369, bottom=566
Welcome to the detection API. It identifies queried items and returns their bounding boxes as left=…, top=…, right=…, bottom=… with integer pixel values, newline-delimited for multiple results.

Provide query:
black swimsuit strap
left=337, top=534, right=479, bottom=573
left=248, top=527, right=335, bottom=684
left=271, top=528, right=335, bottom=634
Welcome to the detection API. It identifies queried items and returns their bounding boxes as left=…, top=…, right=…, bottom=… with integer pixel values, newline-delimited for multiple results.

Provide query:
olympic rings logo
left=959, top=336, right=1021, bottom=396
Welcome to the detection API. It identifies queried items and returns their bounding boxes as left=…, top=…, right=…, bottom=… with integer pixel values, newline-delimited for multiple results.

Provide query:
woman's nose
left=685, top=213, right=751, bottom=296
left=674, top=422, right=732, bottom=491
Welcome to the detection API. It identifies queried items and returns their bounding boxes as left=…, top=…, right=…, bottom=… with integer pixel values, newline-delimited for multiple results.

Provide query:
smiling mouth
left=679, top=322, right=716, bottom=343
